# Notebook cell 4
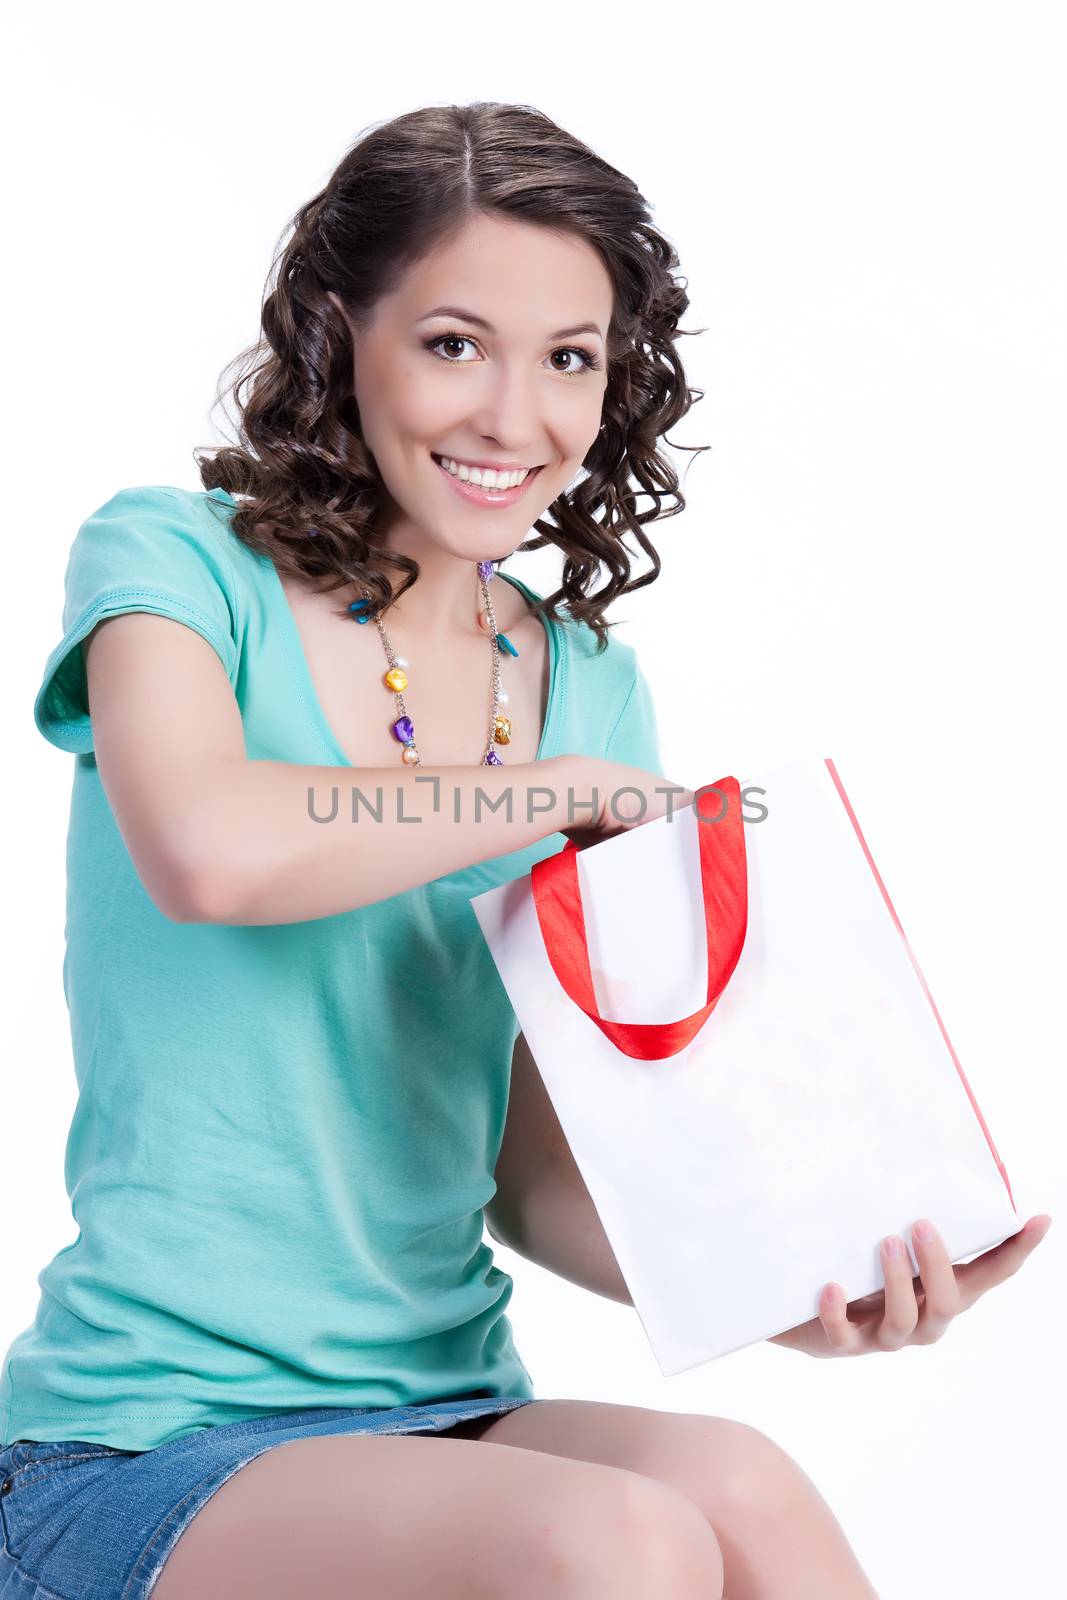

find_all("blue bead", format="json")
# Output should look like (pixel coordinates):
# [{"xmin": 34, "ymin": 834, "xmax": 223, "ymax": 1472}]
[{"xmin": 496, "ymin": 632, "xmax": 519, "ymax": 658}]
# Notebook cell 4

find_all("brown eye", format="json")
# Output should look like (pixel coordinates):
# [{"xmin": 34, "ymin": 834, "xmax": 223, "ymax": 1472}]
[
  {"xmin": 426, "ymin": 334, "xmax": 478, "ymax": 362},
  {"xmin": 423, "ymin": 331, "xmax": 602, "ymax": 379},
  {"xmin": 549, "ymin": 347, "xmax": 597, "ymax": 376}
]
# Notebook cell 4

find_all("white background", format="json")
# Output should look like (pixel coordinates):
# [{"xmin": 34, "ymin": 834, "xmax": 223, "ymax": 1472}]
[{"xmin": 3, "ymin": 3, "xmax": 1064, "ymax": 1594}]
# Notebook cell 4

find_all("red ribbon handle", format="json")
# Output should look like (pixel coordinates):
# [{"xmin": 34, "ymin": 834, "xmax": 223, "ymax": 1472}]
[{"xmin": 529, "ymin": 777, "xmax": 749, "ymax": 1061}]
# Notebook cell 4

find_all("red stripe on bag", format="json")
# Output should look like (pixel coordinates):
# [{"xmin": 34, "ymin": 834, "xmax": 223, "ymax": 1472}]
[
  {"xmin": 825, "ymin": 758, "xmax": 1016, "ymax": 1209},
  {"xmin": 530, "ymin": 777, "xmax": 748, "ymax": 1061}
]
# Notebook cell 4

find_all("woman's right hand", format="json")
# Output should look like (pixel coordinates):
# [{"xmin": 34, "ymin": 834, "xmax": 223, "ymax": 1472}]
[{"xmin": 557, "ymin": 757, "xmax": 694, "ymax": 850}]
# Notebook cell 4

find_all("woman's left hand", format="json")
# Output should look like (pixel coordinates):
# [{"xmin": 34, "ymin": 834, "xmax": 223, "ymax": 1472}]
[{"xmin": 769, "ymin": 1213, "xmax": 1053, "ymax": 1358}]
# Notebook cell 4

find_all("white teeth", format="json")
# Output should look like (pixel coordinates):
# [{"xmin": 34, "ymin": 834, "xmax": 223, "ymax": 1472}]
[{"xmin": 439, "ymin": 456, "xmax": 530, "ymax": 490}]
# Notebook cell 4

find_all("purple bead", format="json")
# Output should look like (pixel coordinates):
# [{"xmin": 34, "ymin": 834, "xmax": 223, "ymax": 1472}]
[
  {"xmin": 306, "ymin": 525, "xmax": 321, "ymax": 537},
  {"xmin": 391, "ymin": 715, "xmax": 415, "ymax": 743},
  {"xmin": 485, "ymin": 748, "xmax": 503, "ymax": 765},
  {"xmin": 477, "ymin": 560, "xmax": 496, "ymax": 582}
]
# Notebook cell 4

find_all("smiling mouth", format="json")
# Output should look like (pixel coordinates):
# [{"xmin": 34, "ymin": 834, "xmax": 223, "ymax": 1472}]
[{"xmin": 431, "ymin": 452, "xmax": 544, "ymax": 484}]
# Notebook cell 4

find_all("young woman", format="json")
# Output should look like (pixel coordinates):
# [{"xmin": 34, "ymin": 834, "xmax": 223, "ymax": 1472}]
[{"xmin": 0, "ymin": 101, "xmax": 1048, "ymax": 1600}]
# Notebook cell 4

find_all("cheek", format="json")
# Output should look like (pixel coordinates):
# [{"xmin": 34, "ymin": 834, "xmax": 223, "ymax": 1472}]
[
  {"xmin": 562, "ymin": 418, "xmax": 602, "ymax": 465},
  {"xmin": 388, "ymin": 367, "xmax": 458, "ymax": 446},
  {"xmin": 353, "ymin": 358, "xmax": 438, "ymax": 445},
  {"xmin": 564, "ymin": 387, "xmax": 608, "ymax": 454}
]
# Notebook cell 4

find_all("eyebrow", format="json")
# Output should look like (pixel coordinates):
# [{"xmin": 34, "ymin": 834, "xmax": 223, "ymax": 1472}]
[{"xmin": 416, "ymin": 305, "xmax": 604, "ymax": 341}]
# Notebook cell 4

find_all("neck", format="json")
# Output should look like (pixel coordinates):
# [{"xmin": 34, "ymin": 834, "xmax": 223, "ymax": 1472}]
[{"xmin": 371, "ymin": 516, "xmax": 504, "ymax": 644}]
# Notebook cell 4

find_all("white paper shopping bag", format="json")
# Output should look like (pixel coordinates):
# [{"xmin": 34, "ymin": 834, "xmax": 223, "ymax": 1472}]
[{"xmin": 470, "ymin": 754, "xmax": 1020, "ymax": 1375}]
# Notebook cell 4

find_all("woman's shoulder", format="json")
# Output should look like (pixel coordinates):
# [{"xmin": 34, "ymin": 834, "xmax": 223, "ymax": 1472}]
[
  {"xmin": 35, "ymin": 486, "xmax": 247, "ymax": 756},
  {"xmin": 82, "ymin": 483, "xmax": 241, "ymax": 547},
  {"xmin": 68, "ymin": 483, "xmax": 258, "ymax": 596},
  {"xmin": 70, "ymin": 483, "xmax": 237, "ymax": 555},
  {"xmin": 82, "ymin": 481, "xmax": 224, "ymax": 515}
]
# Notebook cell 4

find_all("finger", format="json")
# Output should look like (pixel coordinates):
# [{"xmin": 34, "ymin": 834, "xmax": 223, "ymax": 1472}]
[
  {"xmin": 875, "ymin": 1236, "xmax": 919, "ymax": 1349},
  {"xmin": 818, "ymin": 1282, "xmax": 863, "ymax": 1354},
  {"xmin": 908, "ymin": 1220, "xmax": 961, "ymax": 1341},
  {"xmin": 954, "ymin": 1214, "xmax": 1053, "ymax": 1304}
]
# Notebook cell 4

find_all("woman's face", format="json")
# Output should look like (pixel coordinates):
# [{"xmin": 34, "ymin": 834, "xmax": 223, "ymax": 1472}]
[{"xmin": 329, "ymin": 212, "xmax": 613, "ymax": 563}]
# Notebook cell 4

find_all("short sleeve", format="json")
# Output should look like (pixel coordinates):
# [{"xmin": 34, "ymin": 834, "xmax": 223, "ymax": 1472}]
[
  {"xmin": 34, "ymin": 485, "xmax": 240, "ymax": 754},
  {"xmin": 603, "ymin": 660, "xmax": 664, "ymax": 776}
]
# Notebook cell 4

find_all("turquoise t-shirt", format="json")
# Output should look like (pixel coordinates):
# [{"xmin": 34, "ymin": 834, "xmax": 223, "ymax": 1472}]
[{"xmin": 1, "ymin": 485, "xmax": 664, "ymax": 1451}]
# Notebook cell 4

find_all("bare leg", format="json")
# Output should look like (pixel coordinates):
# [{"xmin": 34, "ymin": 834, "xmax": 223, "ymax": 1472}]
[
  {"xmin": 468, "ymin": 1400, "xmax": 880, "ymax": 1599},
  {"xmin": 150, "ymin": 1430, "xmax": 726, "ymax": 1599},
  {"xmin": 707, "ymin": 1456, "xmax": 881, "ymax": 1600}
]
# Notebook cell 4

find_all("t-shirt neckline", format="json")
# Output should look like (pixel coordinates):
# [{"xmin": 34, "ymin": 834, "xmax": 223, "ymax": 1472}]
[{"xmin": 206, "ymin": 487, "xmax": 563, "ymax": 770}]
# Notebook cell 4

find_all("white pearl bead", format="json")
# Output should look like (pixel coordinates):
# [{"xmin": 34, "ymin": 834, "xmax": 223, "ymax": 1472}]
[
  {"xmin": 394, "ymin": 656, "xmax": 409, "ymax": 669},
  {"xmin": 497, "ymin": 686, "xmax": 509, "ymax": 705}
]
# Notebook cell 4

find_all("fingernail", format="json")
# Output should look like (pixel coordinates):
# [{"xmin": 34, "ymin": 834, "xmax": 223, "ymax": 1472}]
[
  {"xmin": 881, "ymin": 1236, "xmax": 903, "ymax": 1258},
  {"xmin": 913, "ymin": 1219, "xmax": 935, "ymax": 1242}
]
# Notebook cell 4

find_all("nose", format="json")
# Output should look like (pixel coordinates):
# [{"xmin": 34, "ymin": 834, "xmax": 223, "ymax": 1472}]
[{"xmin": 468, "ymin": 378, "xmax": 547, "ymax": 462}]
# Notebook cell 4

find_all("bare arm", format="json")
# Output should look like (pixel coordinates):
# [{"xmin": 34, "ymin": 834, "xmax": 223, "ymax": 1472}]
[
  {"xmin": 189, "ymin": 751, "xmax": 586, "ymax": 924},
  {"xmin": 83, "ymin": 612, "xmax": 593, "ymax": 925},
  {"xmin": 486, "ymin": 1031, "xmax": 633, "ymax": 1306}
]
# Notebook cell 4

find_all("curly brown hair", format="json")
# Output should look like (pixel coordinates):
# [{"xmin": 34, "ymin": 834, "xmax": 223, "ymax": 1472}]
[{"xmin": 195, "ymin": 100, "xmax": 708, "ymax": 656}]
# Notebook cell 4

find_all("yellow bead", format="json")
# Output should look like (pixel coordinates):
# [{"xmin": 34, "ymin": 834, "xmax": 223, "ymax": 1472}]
[
  {"xmin": 384, "ymin": 667, "xmax": 408, "ymax": 692},
  {"xmin": 493, "ymin": 715, "xmax": 512, "ymax": 746}
]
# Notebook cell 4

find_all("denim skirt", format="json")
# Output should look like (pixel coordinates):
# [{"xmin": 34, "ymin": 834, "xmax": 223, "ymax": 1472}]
[{"xmin": 0, "ymin": 1395, "xmax": 536, "ymax": 1599}]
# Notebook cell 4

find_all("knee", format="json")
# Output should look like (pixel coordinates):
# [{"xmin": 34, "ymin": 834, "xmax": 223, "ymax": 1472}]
[
  {"xmin": 573, "ymin": 1470, "xmax": 726, "ymax": 1599},
  {"xmin": 712, "ymin": 1421, "xmax": 816, "ymax": 1528}
]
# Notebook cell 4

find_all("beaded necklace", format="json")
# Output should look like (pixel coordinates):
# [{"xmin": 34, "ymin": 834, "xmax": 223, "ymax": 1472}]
[{"xmin": 347, "ymin": 559, "xmax": 520, "ymax": 766}]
